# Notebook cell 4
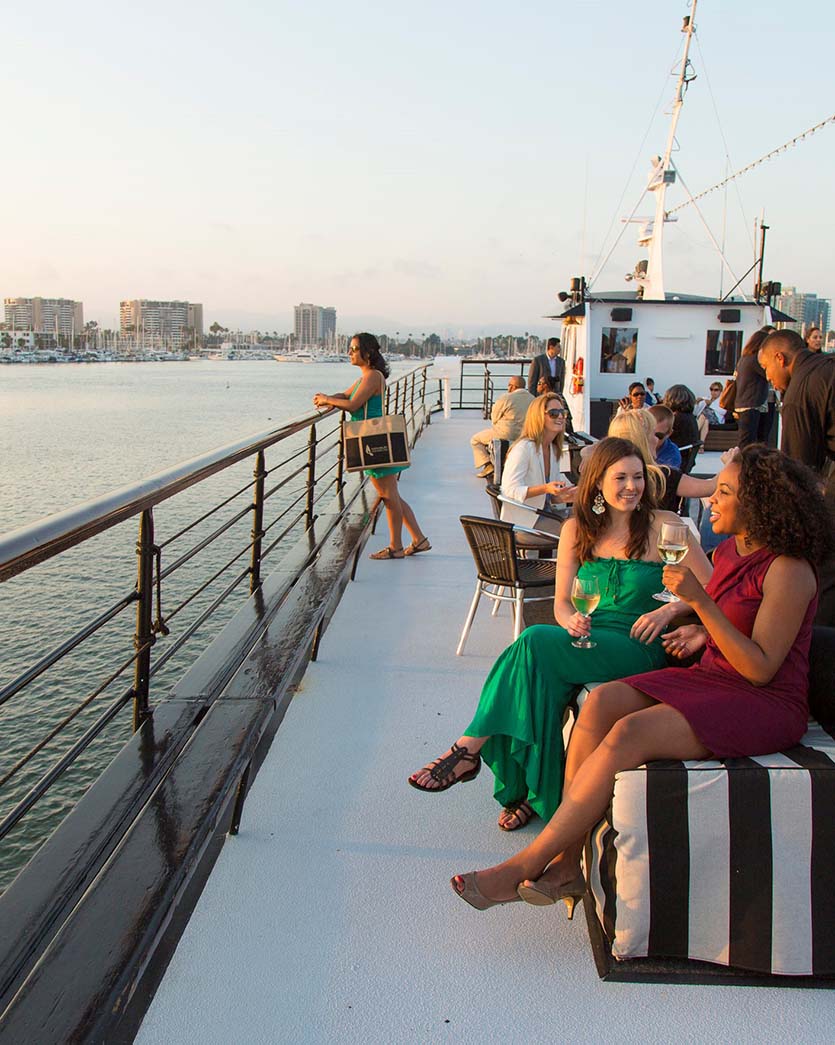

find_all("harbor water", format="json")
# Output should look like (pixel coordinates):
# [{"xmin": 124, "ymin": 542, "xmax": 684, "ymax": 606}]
[{"xmin": 0, "ymin": 360, "xmax": 390, "ymax": 889}]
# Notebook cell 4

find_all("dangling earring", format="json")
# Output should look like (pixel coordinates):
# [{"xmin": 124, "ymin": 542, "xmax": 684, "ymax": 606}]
[
  {"xmin": 592, "ymin": 492, "xmax": 606, "ymax": 515},
  {"xmin": 635, "ymin": 501, "xmax": 642, "ymax": 512}
]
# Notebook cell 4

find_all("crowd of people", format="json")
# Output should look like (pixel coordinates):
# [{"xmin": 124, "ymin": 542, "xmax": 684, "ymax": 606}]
[{"xmin": 406, "ymin": 325, "xmax": 835, "ymax": 913}]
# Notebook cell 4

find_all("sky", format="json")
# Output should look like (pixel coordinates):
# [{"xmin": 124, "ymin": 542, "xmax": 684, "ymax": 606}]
[{"xmin": 2, "ymin": 0, "xmax": 833, "ymax": 336}]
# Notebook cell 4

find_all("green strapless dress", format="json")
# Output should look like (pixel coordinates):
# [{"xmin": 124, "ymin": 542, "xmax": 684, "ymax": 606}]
[
  {"xmin": 349, "ymin": 385, "xmax": 407, "ymax": 479},
  {"xmin": 466, "ymin": 558, "xmax": 667, "ymax": 820}
]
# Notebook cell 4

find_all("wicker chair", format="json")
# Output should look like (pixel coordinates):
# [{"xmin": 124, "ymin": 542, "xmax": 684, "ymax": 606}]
[
  {"xmin": 457, "ymin": 516, "xmax": 556, "ymax": 655},
  {"xmin": 483, "ymin": 484, "xmax": 560, "ymax": 555}
]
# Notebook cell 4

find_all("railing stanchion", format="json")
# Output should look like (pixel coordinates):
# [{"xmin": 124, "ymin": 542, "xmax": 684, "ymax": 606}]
[
  {"xmin": 132, "ymin": 509, "xmax": 155, "ymax": 731},
  {"xmin": 336, "ymin": 416, "xmax": 345, "ymax": 490},
  {"xmin": 249, "ymin": 450, "xmax": 266, "ymax": 593},
  {"xmin": 305, "ymin": 424, "xmax": 317, "ymax": 527}
]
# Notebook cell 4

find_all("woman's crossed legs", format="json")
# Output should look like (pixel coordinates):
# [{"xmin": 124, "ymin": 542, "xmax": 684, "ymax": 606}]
[{"xmin": 452, "ymin": 681, "xmax": 710, "ymax": 903}]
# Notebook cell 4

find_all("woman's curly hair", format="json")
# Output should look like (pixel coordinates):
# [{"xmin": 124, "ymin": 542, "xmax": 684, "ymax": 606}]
[{"xmin": 737, "ymin": 445, "xmax": 834, "ymax": 562}]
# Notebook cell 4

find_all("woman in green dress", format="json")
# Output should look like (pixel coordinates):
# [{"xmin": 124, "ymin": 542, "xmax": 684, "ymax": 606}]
[
  {"xmin": 313, "ymin": 332, "xmax": 429, "ymax": 560},
  {"xmin": 408, "ymin": 437, "xmax": 712, "ymax": 829}
]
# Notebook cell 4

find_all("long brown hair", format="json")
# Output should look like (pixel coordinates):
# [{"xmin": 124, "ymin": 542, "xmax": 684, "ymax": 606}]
[{"xmin": 573, "ymin": 437, "xmax": 656, "ymax": 564}]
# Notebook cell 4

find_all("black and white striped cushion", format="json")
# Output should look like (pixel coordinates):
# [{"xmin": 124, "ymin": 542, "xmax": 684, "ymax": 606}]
[{"xmin": 586, "ymin": 720, "xmax": 835, "ymax": 976}]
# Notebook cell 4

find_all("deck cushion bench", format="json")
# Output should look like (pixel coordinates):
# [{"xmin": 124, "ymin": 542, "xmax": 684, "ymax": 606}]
[{"xmin": 576, "ymin": 625, "xmax": 835, "ymax": 985}]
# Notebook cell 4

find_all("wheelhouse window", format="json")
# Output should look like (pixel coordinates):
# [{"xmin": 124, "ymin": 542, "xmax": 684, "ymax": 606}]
[
  {"xmin": 600, "ymin": 327, "xmax": 638, "ymax": 374},
  {"xmin": 705, "ymin": 330, "xmax": 743, "ymax": 375}
]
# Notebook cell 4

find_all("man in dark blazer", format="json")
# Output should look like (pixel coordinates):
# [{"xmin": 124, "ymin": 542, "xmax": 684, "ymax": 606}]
[{"xmin": 527, "ymin": 337, "xmax": 565, "ymax": 395}]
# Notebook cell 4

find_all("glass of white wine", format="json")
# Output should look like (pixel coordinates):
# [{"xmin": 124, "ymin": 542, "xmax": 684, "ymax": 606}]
[
  {"xmin": 653, "ymin": 521, "xmax": 690, "ymax": 602},
  {"xmin": 570, "ymin": 575, "xmax": 600, "ymax": 649}
]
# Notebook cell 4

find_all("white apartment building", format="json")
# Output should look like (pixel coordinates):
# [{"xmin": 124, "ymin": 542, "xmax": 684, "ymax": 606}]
[
  {"xmin": 4, "ymin": 297, "xmax": 84, "ymax": 335},
  {"xmin": 294, "ymin": 303, "xmax": 337, "ymax": 347},
  {"xmin": 119, "ymin": 300, "xmax": 204, "ymax": 346}
]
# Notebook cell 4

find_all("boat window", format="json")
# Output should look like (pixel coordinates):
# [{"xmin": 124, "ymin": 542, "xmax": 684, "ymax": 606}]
[
  {"xmin": 704, "ymin": 330, "xmax": 743, "ymax": 375},
  {"xmin": 600, "ymin": 327, "xmax": 638, "ymax": 374}
]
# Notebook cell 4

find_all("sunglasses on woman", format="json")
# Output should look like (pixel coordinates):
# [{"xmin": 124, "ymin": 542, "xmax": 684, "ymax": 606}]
[{"xmin": 547, "ymin": 409, "xmax": 567, "ymax": 418}]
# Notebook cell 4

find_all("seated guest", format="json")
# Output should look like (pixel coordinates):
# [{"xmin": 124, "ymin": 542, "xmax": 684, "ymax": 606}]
[
  {"xmin": 497, "ymin": 393, "xmax": 576, "ymax": 528},
  {"xmin": 469, "ymin": 376, "xmax": 533, "ymax": 478},
  {"xmin": 695, "ymin": 381, "xmax": 726, "ymax": 442},
  {"xmin": 608, "ymin": 409, "xmax": 729, "ymax": 512},
  {"xmin": 409, "ymin": 437, "xmax": 711, "ymax": 833},
  {"xmin": 647, "ymin": 404, "xmax": 681, "ymax": 469},
  {"xmin": 663, "ymin": 384, "xmax": 701, "ymax": 454},
  {"xmin": 616, "ymin": 381, "xmax": 647, "ymax": 414},
  {"xmin": 450, "ymin": 445, "xmax": 832, "ymax": 910}
]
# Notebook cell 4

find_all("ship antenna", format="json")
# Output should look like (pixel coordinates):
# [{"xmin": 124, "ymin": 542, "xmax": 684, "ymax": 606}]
[{"xmin": 641, "ymin": 1, "xmax": 698, "ymax": 300}]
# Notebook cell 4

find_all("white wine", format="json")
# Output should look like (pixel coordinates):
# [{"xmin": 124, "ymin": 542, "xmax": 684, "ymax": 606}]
[
  {"xmin": 571, "ymin": 593, "xmax": 601, "ymax": 616},
  {"xmin": 658, "ymin": 542, "xmax": 688, "ymax": 565}
]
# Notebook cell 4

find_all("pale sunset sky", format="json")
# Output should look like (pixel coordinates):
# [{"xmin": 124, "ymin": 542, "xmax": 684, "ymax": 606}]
[{"xmin": 2, "ymin": 0, "xmax": 832, "ymax": 335}]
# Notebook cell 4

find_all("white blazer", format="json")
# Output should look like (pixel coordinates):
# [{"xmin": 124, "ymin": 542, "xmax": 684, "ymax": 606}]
[{"xmin": 499, "ymin": 439, "xmax": 568, "ymax": 528}]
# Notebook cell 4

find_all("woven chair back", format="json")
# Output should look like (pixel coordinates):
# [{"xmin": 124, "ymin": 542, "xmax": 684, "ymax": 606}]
[{"xmin": 459, "ymin": 515, "xmax": 520, "ymax": 586}]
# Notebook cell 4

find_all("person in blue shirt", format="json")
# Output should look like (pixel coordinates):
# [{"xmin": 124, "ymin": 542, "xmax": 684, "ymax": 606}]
[
  {"xmin": 644, "ymin": 377, "xmax": 657, "ymax": 406},
  {"xmin": 649, "ymin": 404, "xmax": 682, "ymax": 469}
]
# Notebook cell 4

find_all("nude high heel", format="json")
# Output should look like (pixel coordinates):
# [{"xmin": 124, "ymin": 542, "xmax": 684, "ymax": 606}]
[
  {"xmin": 516, "ymin": 873, "xmax": 586, "ymax": 919},
  {"xmin": 450, "ymin": 873, "xmax": 522, "ymax": 911}
]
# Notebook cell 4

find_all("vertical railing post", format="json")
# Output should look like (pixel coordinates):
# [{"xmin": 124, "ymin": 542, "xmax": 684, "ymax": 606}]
[
  {"xmin": 249, "ymin": 450, "xmax": 266, "ymax": 593},
  {"xmin": 132, "ymin": 509, "xmax": 155, "ymax": 731},
  {"xmin": 336, "ymin": 415, "xmax": 345, "ymax": 490},
  {"xmin": 306, "ymin": 424, "xmax": 317, "ymax": 527}
]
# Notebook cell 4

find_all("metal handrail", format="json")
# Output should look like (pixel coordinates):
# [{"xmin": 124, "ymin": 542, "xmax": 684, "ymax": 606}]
[
  {"xmin": 0, "ymin": 410, "xmax": 348, "ymax": 583},
  {"xmin": 0, "ymin": 363, "xmax": 433, "ymax": 885}
]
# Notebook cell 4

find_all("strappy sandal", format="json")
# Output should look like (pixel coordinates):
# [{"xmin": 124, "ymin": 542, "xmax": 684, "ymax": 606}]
[
  {"xmin": 404, "ymin": 537, "xmax": 431, "ymax": 556},
  {"xmin": 369, "ymin": 546, "xmax": 405, "ymax": 560},
  {"xmin": 407, "ymin": 742, "xmax": 481, "ymax": 792},
  {"xmin": 498, "ymin": 799, "xmax": 535, "ymax": 832}
]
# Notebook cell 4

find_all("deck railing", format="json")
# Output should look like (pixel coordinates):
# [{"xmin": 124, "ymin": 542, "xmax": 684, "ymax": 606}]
[{"xmin": 0, "ymin": 364, "xmax": 435, "ymax": 888}]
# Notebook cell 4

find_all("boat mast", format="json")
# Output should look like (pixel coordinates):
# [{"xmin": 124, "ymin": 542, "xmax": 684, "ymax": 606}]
[{"xmin": 641, "ymin": 1, "xmax": 698, "ymax": 301}]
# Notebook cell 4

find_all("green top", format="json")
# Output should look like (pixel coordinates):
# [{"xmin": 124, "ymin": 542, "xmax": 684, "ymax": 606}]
[
  {"xmin": 349, "ymin": 384, "xmax": 383, "ymax": 421},
  {"xmin": 577, "ymin": 557, "xmax": 664, "ymax": 634}
]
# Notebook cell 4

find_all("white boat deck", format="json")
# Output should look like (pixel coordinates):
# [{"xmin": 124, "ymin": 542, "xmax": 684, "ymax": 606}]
[{"xmin": 137, "ymin": 414, "xmax": 829, "ymax": 1045}]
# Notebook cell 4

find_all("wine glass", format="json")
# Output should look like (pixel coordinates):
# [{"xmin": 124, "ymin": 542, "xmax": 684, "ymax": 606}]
[
  {"xmin": 570, "ymin": 575, "xmax": 600, "ymax": 649},
  {"xmin": 653, "ymin": 521, "xmax": 690, "ymax": 602}
]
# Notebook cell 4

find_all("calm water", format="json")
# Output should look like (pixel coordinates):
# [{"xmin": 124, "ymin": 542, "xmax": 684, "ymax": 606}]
[{"xmin": 0, "ymin": 360, "xmax": 382, "ymax": 889}]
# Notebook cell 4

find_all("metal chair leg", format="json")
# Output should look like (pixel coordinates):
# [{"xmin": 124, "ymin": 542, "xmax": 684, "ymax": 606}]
[
  {"xmin": 513, "ymin": 588, "xmax": 525, "ymax": 641},
  {"xmin": 457, "ymin": 580, "xmax": 483, "ymax": 656}
]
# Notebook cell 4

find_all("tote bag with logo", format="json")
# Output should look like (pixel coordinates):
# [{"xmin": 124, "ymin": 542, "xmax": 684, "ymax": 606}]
[{"xmin": 343, "ymin": 401, "xmax": 411, "ymax": 473}]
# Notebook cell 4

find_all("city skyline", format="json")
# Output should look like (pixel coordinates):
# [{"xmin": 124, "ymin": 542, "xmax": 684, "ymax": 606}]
[{"xmin": 2, "ymin": 1, "xmax": 833, "ymax": 332}]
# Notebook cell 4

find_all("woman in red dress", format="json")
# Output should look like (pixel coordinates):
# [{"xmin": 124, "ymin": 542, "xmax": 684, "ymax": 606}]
[{"xmin": 451, "ymin": 445, "xmax": 833, "ymax": 911}]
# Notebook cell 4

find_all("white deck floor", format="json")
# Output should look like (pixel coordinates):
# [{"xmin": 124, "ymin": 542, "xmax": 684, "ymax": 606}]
[{"xmin": 137, "ymin": 415, "xmax": 830, "ymax": 1045}]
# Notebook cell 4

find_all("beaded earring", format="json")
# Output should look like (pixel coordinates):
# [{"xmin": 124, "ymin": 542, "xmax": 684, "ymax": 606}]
[{"xmin": 592, "ymin": 491, "xmax": 606, "ymax": 515}]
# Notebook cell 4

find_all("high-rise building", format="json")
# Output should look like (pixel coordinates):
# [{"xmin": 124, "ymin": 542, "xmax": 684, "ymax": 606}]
[
  {"xmin": 774, "ymin": 286, "xmax": 831, "ymax": 334},
  {"xmin": 321, "ymin": 307, "xmax": 336, "ymax": 345},
  {"xmin": 4, "ymin": 297, "xmax": 83, "ymax": 335},
  {"xmin": 120, "ymin": 300, "xmax": 203, "ymax": 346},
  {"xmin": 294, "ymin": 303, "xmax": 337, "ymax": 347}
]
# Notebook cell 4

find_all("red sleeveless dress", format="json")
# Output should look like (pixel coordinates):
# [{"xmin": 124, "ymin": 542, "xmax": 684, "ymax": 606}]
[{"xmin": 624, "ymin": 540, "xmax": 817, "ymax": 757}]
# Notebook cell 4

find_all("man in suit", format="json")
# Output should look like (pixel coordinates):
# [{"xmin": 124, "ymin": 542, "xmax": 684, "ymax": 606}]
[
  {"xmin": 470, "ymin": 376, "xmax": 534, "ymax": 477},
  {"xmin": 759, "ymin": 329, "xmax": 835, "ymax": 625},
  {"xmin": 527, "ymin": 337, "xmax": 565, "ymax": 395}
]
